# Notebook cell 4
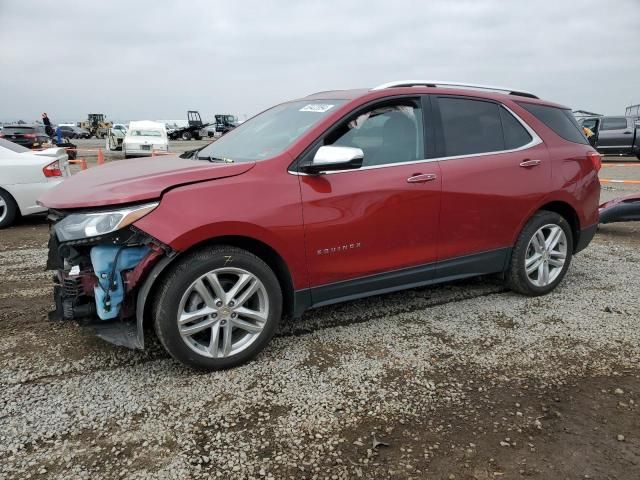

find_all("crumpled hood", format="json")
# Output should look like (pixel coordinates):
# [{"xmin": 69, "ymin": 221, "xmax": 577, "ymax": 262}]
[{"xmin": 39, "ymin": 155, "xmax": 255, "ymax": 209}]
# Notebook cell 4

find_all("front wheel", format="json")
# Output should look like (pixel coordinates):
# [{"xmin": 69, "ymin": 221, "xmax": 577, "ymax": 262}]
[
  {"xmin": 506, "ymin": 210, "xmax": 573, "ymax": 296},
  {"xmin": 153, "ymin": 246, "xmax": 282, "ymax": 370}
]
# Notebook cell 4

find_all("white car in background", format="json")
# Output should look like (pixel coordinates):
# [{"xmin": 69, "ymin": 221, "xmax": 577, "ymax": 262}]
[
  {"xmin": 0, "ymin": 138, "xmax": 70, "ymax": 228},
  {"xmin": 122, "ymin": 121, "xmax": 168, "ymax": 158}
]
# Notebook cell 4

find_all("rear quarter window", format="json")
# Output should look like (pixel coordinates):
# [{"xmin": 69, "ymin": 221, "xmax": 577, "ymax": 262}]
[{"xmin": 517, "ymin": 103, "xmax": 588, "ymax": 145}]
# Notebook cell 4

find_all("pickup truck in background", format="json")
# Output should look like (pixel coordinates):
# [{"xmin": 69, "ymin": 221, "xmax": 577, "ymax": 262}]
[{"xmin": 579, "ymin": 116, "xmax": 640, "ymax": 159}]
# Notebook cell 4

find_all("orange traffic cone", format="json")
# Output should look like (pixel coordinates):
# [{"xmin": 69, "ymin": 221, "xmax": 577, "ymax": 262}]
[{"xmin": 97, "ymin": 148, "xmax": 105, "ymax": 166}]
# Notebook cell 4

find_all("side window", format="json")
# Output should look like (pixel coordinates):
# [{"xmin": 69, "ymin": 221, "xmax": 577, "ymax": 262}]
[
  {"xmin": 581, "ymin": 118, "xmax": 599, "ymax": 132},
  {"xmin": 438, "ymin": 97, "xmax": 504, "ymax": 156},
  {"xmin": 600, "ymin": 117, "xmax": 628, "ymax": 131},
  {"xmin": 326, "ymin": 101, "xmax": 424, "ymax": 167},
  {"xmin": 499, "ymin": 107, "xmax": 532, "ymax": 149}
]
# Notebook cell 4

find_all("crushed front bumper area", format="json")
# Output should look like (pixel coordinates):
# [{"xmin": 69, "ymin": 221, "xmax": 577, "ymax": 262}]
[{"xmin": 47, "ymin": 216, "xmax": 170, "ymax": 350}]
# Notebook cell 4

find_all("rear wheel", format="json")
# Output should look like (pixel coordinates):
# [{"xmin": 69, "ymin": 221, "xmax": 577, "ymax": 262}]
[
  {"xmin": 182, "ymin": 131, "xmax": 192, "ymax": 140},
  {"xmin": 153, "ymin": 246, "xmax": 282, "ymax": 370},
  {"xmin": 0, "ymin": 189, "xmax": 18, "ymax": 229},
  {"xmin": 506, "ymin": 210, "xmax": 573, "ymax": 296}
]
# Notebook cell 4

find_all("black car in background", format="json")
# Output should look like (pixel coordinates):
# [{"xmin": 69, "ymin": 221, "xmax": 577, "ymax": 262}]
[
  {"xmin": 58, "ymin": 125, "xmax": 90, "ymax": 139},
  {"xmin": 0, "ymin": 124, "xmax": 50, "ymax": 148}
]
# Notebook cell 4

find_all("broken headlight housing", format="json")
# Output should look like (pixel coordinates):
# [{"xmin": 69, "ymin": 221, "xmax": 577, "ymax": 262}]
[{"xmin": 54, "ymin": 202, "xmax": 159, "ymax": 242}]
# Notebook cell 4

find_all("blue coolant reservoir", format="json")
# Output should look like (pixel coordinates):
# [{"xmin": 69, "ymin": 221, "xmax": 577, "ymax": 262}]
[{"xmin": 90, "ymin": 245, "xmax": 150, "ymax": 320}]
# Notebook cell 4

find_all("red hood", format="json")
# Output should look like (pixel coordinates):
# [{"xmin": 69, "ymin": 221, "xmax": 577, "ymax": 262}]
[{"xmin": 39, "ymin": 155, "xmax": 255, "ymax": 209}]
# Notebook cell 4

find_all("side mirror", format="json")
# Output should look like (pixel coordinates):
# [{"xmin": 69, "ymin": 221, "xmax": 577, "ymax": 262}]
[{"xmin": 300, "ymin": 146, "xmax": 364, "ymax": 174}]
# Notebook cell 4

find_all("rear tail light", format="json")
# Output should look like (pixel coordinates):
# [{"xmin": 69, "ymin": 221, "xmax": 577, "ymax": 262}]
[
  {"xmin": 43, "ymin": 160, "xmax": 62, "ymax": 177},
  {"xmin": 587, "ymin": 151, "xmax": 602, "ymax": 172}
]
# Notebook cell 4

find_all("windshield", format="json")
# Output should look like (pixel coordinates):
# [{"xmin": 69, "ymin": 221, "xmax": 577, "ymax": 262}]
[
  {"xmin": 130, "ymin": 129, "xmax": 163, "ymax": 137},
  {"xmin": 197, "ymin": 100, "xmax": 345, "ymax": 162}
]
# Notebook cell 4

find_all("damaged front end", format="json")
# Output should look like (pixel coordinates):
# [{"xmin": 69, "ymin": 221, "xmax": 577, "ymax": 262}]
[{"xmin": 47, "ymin": 203, "xmax": 171, "ymax": 349}]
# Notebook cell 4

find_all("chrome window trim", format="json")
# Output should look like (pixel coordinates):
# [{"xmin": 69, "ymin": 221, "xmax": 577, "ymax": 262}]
[{"xmin": 288, "ymin": 102, "xmax": 542, "ymax": 176}]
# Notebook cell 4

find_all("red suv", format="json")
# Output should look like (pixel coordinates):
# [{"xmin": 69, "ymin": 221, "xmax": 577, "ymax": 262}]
[{"xmin": 40, "ymin": 81, "xmax": 601, "ymax": 370}]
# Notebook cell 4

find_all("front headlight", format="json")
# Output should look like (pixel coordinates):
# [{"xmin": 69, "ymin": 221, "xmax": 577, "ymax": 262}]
[{"xmin": 55, "ymin": 202, "xmax": 159, "ymax": 242}]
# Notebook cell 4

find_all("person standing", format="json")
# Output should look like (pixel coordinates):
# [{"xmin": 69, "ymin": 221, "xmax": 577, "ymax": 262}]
[{"xmin": 42, "ymin": 112, "xmax": 54, "ymax": 139}]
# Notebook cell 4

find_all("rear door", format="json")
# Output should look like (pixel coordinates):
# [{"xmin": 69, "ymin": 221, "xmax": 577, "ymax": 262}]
[
  {"xmin": 433, "ymin": 96, "xmax": 550, "ymax": 265},
  {"xmin": 597, "ymin": 117, "xmax": 633, "ymax": 152},
  {"xmin": 297, "ymin": 96, "xmax": 442, "ymax": 302}
]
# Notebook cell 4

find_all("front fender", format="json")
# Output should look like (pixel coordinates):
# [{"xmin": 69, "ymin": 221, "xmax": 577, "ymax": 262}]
[{"xmin": 133, "ymin": 254, "xmax": 178, "ymax": 349}]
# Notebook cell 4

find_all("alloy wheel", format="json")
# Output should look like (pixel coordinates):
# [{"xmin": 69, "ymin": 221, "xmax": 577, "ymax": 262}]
[
  {"xmin": 177, "ymin": 267, "xmax": 269, "ymax": 358},
  {"xmin": 524, "ymin": 223, "xmax": 567, "ymax": 287}
]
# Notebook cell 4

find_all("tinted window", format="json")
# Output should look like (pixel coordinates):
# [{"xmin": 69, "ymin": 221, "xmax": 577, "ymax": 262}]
[
  {"xmin": 439, "ymin": 97, "xmax": 503, "ymax": 156},
  {"xmin": 500, "ymin": 107, "xmax": 532, "ymax": 149},
  {"xmin": 600, "ymin": 117, "xmax": 628, "ymax": 130},
  {"xmin": 327, "ymin": 101, "xmax": 424, "ymax": 166},
  {"xmin": 517, "ymin": 102, "xmax": 588, "ymax": 145}
]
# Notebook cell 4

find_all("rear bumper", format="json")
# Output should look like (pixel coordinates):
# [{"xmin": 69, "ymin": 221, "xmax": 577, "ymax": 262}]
[
  {"xmin": 599, "ymin": 193, "xmax": 640, "ymax": 224},
  {"xmin": 575, "ymin": 223, "xmax": 598, "ymax": 254}
]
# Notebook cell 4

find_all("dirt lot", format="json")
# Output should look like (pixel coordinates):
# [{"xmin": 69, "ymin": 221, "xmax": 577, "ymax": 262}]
[{"xmin": 1, "ymin": 157, "xmax": 639, "ymax": 479}]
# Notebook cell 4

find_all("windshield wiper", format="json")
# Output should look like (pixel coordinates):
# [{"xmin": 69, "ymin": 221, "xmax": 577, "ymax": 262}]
[{"xmin": 197, "ymin": 155, "xmax": 234, "ymax": 163}]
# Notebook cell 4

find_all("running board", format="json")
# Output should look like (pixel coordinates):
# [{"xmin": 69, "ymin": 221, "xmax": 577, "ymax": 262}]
[{"xmin": 599, "ymin": 193, "xmax": 640, "ymax": 224}]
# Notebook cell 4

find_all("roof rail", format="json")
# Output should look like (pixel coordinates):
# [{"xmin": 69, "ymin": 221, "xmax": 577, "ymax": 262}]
[{"xmin": 371, "ymin": 80, "xmax": 539, "ymax": 99}]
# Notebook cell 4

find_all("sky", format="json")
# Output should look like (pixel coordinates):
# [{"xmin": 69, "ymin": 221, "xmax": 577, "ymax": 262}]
[{"xmin": 0, "ymin": 0, "xmax": 638, "ymax": 123}]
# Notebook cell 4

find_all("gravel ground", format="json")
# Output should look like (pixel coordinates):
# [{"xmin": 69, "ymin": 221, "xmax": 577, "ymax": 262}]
[{"xmin": 0, "ymin": 160, "xmax": 639, "ymax": 479}]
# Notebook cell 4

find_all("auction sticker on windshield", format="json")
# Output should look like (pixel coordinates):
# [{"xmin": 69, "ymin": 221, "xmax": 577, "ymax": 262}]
[{"xmin": 299, "ymin": 104, "xmax": 335, "ymax": 113}]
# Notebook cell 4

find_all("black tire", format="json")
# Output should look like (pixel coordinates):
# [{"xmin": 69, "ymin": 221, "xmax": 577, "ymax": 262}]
[
  {"xmin": 153, "ymin": 246, "xmax": 282, "ymax": 370},
  {"xmin": 0, "ymin": 189, "xmax": 18, "ymax": 229},
  {"xmin": 193, "ymin": 132, "xmax": 202, "ymax": 140},
  {"xmin": 181, "ymin": 131, "xmax": 192, "ymax": 141},
  {"xmin": 636, "ymin": 154, "xmax": 640, "ymax": 161},
  {"xmin": 505, "ymin": 210, "xmax": 573, "ymax": 296}
]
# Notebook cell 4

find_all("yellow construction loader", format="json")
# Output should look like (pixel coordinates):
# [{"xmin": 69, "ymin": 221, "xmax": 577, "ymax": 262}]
[{"xmin": 78, "ymin": 114, "xmax": 112, "ymax": 139}]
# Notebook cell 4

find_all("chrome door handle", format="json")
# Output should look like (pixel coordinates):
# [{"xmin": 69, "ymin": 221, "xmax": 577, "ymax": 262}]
[
  {"xmin": 519, "ymin": 159, "xmax": 541, "ymax": 168},
  {"xmin": 407, "ymin": 173, "xmax": 437, "ymax": 183}
]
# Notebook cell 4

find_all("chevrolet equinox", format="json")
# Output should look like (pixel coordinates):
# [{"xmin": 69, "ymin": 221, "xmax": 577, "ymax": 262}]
[{"xmin": 40, "ymin": 80, "xmax": 601, "ymax": 370}]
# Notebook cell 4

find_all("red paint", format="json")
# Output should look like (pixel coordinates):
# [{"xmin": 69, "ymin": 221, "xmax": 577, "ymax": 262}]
[
  {"xmin": 38, "ymin": 155, "xmax": 255, "ymax": 208},
  {"xmin": 41, "ymin": 86, "xmax": 601, "ymax": 294}
]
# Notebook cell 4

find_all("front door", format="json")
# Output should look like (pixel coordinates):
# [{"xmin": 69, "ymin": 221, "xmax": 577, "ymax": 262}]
[
  {"xmin": 297, "ymin": 98, "xmax": 441, "ymax": 304},
  {"xmin": 597, "ymin": 117, "xmax": 633, "ymax": 153}
]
